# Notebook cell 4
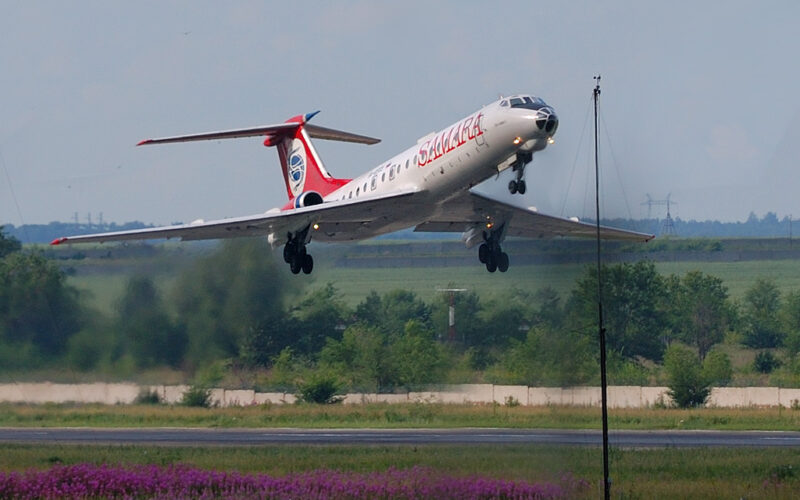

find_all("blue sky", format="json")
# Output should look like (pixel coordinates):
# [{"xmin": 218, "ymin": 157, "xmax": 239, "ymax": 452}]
[{"xmin": 2, "ymin": 1, "xmax": 799, "ymax": 225}]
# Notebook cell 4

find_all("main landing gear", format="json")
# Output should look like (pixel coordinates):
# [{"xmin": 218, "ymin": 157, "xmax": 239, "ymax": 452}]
[
  {"xmin": 507, "ymin": 151, "xmax": 532, "ymax": 195},
  {"xmin": 283, "ymin": 230, "xmax": 314, "ymax": 274},
  {"xmin": 478, "ymin": 234, "xmax": 509, "ymax": 273}
]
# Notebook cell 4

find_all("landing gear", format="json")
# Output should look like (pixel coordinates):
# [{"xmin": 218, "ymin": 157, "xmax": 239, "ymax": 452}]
[
  {"xmin": 508, "ymin": 179, "xmax": 526, "ymax": 195},
  {"xmin": 283, "ymin": 229, "xmax": 314, "ymax": 275},
  {"xmin": 508, "ymin": 151, "xmax": 532, "ymax": 195},
  {"xmin": 478, "ymin": 235, "xmax": 509, "ymax": 273}
]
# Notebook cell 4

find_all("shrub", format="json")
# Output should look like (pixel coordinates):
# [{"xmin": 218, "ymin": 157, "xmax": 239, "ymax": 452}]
[
  {"xmin": 702, "ymin": 350, "xmax": 732, "ymax": 386},
  {"xmin": 181, "ymin": 385, "xmax": 212, "ymax": 407},
  {"xmin": 134, "ymin": 388, "xmax": 162, "ymax": 405},
  {"xmin": 296, "ymin": 374, "xmax": 343, "ymax": 404},
  {"xmin": 753, "ymin": 351, "xmax": 780, "ymax": 374},
  {"xmin": 664, "ymin": 343, "xmax": 710, "ymax": 408}
]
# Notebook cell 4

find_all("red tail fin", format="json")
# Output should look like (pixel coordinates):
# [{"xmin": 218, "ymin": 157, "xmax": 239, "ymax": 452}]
[{"xmin": 269, "ymin": 114, "xmax": 350, "ymax": 204}]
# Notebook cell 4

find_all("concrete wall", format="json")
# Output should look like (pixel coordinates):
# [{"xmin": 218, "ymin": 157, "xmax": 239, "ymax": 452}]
[{"xmin": 1, "ymin": 383, "xmax": 798, "ymax": 408}]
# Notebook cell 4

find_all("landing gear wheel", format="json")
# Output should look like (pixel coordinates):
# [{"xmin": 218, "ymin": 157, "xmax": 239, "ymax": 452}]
[
  {"xmin": 508, "ymin": 180, "xmax": 518, "ymax": 194},
  {"xmin": 486, "ymin": 256, "xmax": 497, "ymax": 273},
  {"xmin": 290, "ymin": 256, "xmax": 302, "ymax": 274},
  {"xmin": 517, "ymin": 180, "xmax": 526, "ymax": 195},
  {"xmin": 301, "ymin": 254, "xmax": 314, "ymax": 274},
  {"xmin": 497, "ymin": 252, "xmax": 509, "ymax": 272},
  {"xmin": 478, "ymin": 243, "xmax": 489, "ymax": 264},
  {"xmin": 283, "ymin": 244, "xmax": 293, "ymax": 263}
]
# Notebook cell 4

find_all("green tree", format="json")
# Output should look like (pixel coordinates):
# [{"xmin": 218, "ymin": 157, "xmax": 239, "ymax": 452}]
[
  {"xmin": 320, "ymin": 324, "xmax": 387, "ymax": 391},
  {"xmin": 478, "ymin": 288, "xmax": 535, "ymax": 349},
  {"xmin": 531, "ymin": 286, "xmax": 565, "ymax": 330},
  {"xmin": 173, "ymin": 239, "xmax": 288, "ymax": 366},
  {"xmin": 742, "ymin": 279, "xmax": 785, "ymax": 348},
  {"xmin": 389, "ymin": 319, "xmax": 446, "ymax": 388},
  {"xmin": 496, "ymin": 325, "xmax": 595, "ymax": 386},
  {"xmin": 354, "ymin": 289, "xmax": 432, "ymax": 338},
  {"xmin": 664, "ymin": 343, "xmax": 710, "ymax": 408},
  {"xmin": 780, "ymin": 290, "xmax": 800, "ymax": 359},
  {"xmin": 0, "ymin": 252, "xmax": 81, "ymax": 361},
  {"xmin": 673, "ymin": 271, "xmax": 731, "ymax": 360},
  {"xmin": 0, "ymin": 227, "xmax": 21, "ymax": 258},
  {"xmin": 117, "ymin": 276, "xmax": 186, "ymax": 368},
  {"xmin": 567, "ymin": 261, "xmax": 669, "ymax": 361},
  {"xmin": 288, "ymin": 283, "xmax": 349, "ymax": 355},
  {"xmin": 702, "ymin": 349, "xmax": 732, "ymax": 386}
]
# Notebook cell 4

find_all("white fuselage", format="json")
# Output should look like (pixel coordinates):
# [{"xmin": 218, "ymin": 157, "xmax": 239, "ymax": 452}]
[{"xmin": 317, "ymin": 95, "xmax": 557, "ymax": 241}]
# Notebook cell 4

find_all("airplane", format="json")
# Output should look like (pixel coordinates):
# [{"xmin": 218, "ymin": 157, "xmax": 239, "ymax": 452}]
[{"xmin": 51, "ymin": 94, "xmax": 653, "ymax": 273}]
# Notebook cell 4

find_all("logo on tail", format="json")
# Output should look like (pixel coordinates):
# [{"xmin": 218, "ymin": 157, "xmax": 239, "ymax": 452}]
[{"xmin": 287, "ymin": 139, "xmax": 306, "ymax": 197}]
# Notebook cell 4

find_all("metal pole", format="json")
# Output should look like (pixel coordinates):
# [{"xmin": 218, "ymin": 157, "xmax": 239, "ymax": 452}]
[{"xmin": 593, "ymin": 75, "xmax": 611, "ymax": 500}]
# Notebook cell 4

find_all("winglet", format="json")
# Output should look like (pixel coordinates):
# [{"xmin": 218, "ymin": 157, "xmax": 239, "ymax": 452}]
[
  {"xmin": 303, "ymin": 110, "xmax": 320, "ymax": 123},
  {"xmin": 50, "ymin": 237, "xmax": 68, "ymax": 246},
  {"xmin": 136, "ymin": 139, "xmax": 152, "ymax": 146}
]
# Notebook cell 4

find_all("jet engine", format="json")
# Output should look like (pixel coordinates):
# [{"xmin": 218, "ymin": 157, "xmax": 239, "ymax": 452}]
[{"xmin": 293, "ymin": 191, "xmax": 324, "ymax": 208}]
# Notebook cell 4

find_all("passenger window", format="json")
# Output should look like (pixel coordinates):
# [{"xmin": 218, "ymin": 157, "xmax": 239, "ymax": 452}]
[
  {"xmin": 348, "ymin": 191, "xmax": 352, "ymax": 199},
  {"xmin": 389, "ymin": 166, "xmax": 395, "ymax": 180},
  {"xmin": 356, "ymin": 187, "xmax": 360, "ymax": 196},
  {"xmin": 382, "ymin": 173, "xmax": 385, "ymax": 182},
  {"xmin": 371, "ymin": 177, "xmax": 377, "ymax": 190},
  {"xmin": 405, "ymin": 159, "xmax": 409, "ymax": 169},
  {"xmin": 364, "ymin": 183, "xmax": 367, "ymax": 191}
]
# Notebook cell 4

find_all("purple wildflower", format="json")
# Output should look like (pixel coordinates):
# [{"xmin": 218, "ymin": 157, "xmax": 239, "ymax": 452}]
[{"xmin": 0, "ymin": 463, "xmax": 578, "ymax": 499}]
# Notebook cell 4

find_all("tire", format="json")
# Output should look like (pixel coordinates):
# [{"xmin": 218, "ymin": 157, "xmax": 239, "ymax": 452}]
[
  {"xmin": 283, "ymin": 243, "xmax": 293, "ymax": 263},
  {"xmin": 301, "ymin": 254, "xmax": 314, "ymax": 274},
  {"xmin": 478, "ymin": 243, "xmax": 489, "ymax": 263},
  {"xmin": 486, "ymin": 256, "xmax": 497, "ymax": 273},
  {"xmin": 517, "ymin": 180, "xmax": 527, "ymax": 195},
  {"xmin": 508, "ymin": 180, "xmax": 518, "ymax": 194},
  {"xmin": 497, "ymin": 252, "xmax": 509, "ymax": 272},
  {"xmin": 290, "ymin": 256, "xmax": 302, "ymax": 274}
]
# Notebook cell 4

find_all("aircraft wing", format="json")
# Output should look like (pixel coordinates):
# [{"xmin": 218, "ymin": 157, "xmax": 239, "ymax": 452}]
[
  {"xmin": 51, "ymin": 190, "xmax": 418, "ymax": 246},
  {"xmin": 414, "ymin": 191, "xmax": 654, "ymax": 242}
]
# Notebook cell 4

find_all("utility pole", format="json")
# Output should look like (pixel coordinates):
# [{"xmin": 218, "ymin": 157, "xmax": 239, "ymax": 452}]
[
  {"xmin": 593, "ymin": 74, "xmax": 611, "ymax": 500},
  {"xmin": 436, "ymin": 288, "xmax": 467, "ymax": 342}
]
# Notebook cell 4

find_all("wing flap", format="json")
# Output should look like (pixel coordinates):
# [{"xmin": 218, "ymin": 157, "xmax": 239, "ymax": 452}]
[{"xmin": 414, "ymin": 192, "xmax": 654, "ymax": 242}]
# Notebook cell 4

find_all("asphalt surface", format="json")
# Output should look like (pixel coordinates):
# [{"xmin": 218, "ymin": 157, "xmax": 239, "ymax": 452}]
[{"xmin": 1, "ymin": 428, "xmax": 799, "ymax": 447}]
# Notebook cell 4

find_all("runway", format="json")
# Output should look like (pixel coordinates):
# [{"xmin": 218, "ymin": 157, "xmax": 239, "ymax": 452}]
[{"xmin": 1, "ymin": 428, "xmax": 799, "ymax": 448}]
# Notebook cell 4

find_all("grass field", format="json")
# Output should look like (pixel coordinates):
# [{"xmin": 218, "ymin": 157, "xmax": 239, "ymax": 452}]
[
  {"xmin": 0, "ymin": 443, "xmax": 797, "ymax": 499},
  {"xmin": 67, "ymin": 258, "xmax": 800, "ymax": 311},
  {"xmin": 1, "ymin": 403, "xmax": 798, "ymax": 431}
]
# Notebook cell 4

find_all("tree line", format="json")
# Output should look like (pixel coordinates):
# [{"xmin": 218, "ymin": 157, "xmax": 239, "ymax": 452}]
[{"xmin": 1, "ymin": 227, "xmax": 799, "ymax": 406}]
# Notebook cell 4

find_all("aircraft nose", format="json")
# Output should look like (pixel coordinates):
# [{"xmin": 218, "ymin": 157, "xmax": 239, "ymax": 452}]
[{"xmin": 535, "ymin": 107, "xmax": 558, "ymax": 135}]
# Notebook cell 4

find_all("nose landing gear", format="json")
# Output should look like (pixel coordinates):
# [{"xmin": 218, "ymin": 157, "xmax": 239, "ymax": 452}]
[{"xmin": 507, "ymin": 151, "xmax": 532, "ymax": 195}]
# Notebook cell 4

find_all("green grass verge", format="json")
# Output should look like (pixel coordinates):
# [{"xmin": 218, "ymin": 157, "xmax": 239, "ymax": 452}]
[
  {"xmin": 0, "ymin": 443, "xmax": 797, "ymax": 499},
  {"xmin": 2, "ymin": 403, "xmax": 799, "ymax": 430},
  {"xmin": 68, "ymin": 258, "xmax": 800, "ymax": 311}
]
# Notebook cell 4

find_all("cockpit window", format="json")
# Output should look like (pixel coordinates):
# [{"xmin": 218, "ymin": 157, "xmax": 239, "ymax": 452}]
[
  {"xmin": 510, "ymin": 95, "xmax": 549, "ymax": 111},
  {"xmin": 500, "ymin": 100, "xmax": 509, "ymax": 107}
]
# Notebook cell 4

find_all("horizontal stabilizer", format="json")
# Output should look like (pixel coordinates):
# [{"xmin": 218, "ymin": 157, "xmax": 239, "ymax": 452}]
[
  {"xmin": 137, "ymin": 123, "xmax": 300, "ymax": 146},
  {"xmin": 137, "ymin": 120, "xmax": 380, "ymax": 146},
  {"xmin": 305, "ymin": 124, "xmax": 380, "ymax": 144}
]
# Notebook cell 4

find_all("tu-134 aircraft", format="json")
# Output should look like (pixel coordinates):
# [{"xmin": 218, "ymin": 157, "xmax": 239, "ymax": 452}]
[{"xmin": 52, "ymin": 94, "xmax": 653, "ymax": 273}]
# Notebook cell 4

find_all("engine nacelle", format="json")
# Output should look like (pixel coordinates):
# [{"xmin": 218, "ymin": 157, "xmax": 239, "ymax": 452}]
[{"xmin": 293, "ymin": 191, "xmax": 324, "ymax": 208}]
